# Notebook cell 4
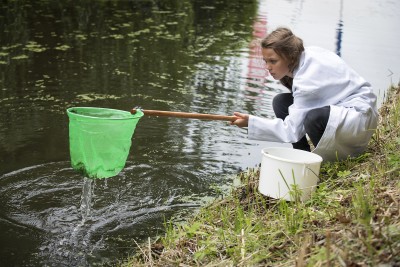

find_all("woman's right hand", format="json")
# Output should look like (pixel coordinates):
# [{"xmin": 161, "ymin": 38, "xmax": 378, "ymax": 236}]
[{"xmin": 231, "ymin": 112, "xmax": 249, "ymax": 128}]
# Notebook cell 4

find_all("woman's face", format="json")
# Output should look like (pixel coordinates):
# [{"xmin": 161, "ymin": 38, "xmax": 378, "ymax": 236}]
[{"xmin": 262, "ymin": 48, "xmax": 292, "ymax": 80}]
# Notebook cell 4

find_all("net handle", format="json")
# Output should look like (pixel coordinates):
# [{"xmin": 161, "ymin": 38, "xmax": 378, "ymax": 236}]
[{"xmin": 131, "ymin": 109, "xmax": 237, "ymax": 122}]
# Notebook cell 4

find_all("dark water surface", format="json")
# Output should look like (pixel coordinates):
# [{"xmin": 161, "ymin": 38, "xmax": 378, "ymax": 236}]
[{"xmin": 1, "ymin": 0, "xmax": 399, "ymax": 266}]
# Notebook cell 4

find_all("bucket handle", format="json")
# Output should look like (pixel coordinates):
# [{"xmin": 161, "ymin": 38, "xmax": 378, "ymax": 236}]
[{"xmin": 302, "ymin": 164, "xmax": 320, "ymax": 180}]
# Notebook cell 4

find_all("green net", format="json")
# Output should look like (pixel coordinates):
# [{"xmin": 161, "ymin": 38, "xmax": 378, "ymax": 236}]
[{"xmin": 67, "ymin": 107, "xmax": 143, "ymax": 179}]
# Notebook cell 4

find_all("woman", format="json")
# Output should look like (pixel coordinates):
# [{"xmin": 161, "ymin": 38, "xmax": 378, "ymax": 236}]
[{"xmin": 232, "ymin": 27, "xmax": 378, "ymax": 161}]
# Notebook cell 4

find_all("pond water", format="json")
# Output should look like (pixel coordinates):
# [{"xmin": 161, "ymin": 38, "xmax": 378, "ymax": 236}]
[{"xmin": 0, "ymin": 0, "xmax": 399, "ymax": 266}]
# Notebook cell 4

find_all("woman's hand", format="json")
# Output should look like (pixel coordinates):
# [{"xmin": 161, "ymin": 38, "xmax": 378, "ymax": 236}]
[{"xmin": 231, "ymin": 112, "xmax": 249, "ymax": 127}]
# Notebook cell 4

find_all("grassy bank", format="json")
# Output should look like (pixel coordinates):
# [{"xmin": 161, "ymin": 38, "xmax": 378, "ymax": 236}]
[{"xmin": 123, "ymin": 85, "xmax": 400, "ymax": 266}]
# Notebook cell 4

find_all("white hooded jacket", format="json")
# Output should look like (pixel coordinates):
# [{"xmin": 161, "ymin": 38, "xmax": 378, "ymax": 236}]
[{"xmin": 248, "ymin": 47, "xmax": 378, "ymax": 161}]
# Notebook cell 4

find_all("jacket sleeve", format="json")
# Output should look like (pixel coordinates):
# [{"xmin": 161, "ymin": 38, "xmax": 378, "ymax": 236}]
[{"xmin": 248, "ymin": 104, "xmax": 310, "ymax": 143}]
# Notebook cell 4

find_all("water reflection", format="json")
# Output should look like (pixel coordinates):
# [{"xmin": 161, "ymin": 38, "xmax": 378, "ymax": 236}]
[
  {"xmin": 335, "ymin": 0, "xmax": 344, "ymax": 56},
  {"xmin": 0, "ymin": 0, "xmax": 264, "ymax": 265}
]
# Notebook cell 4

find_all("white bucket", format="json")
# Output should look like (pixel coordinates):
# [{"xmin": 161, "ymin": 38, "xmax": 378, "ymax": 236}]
[{"xmin": 259, "ymin": 147, "xmax": 323, "ymax": 201}]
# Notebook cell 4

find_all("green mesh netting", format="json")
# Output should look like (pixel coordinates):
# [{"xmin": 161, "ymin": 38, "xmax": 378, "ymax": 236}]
[{"xmin": 67, "ymin": 107, "xmax": 143, "ymax": 179}]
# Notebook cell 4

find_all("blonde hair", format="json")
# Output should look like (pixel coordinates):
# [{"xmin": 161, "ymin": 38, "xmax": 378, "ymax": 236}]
[{"xmin": 261, "ymin": 27, "xmax": 304, "ymax": 73}]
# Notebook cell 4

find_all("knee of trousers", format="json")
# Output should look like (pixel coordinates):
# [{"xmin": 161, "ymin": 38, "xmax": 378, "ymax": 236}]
[
  {"xmin": 304, "ymin": 107, "xmax": 330, "ymax": 132},
  {"xmin": 272, "ymin": 93, "xmax": 293, "ymax": 117}
]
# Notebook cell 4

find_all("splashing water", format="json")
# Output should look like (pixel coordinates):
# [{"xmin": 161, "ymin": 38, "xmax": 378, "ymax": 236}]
[{"xmin": 79, "ymin": 177, "xmax": 95, "ymax": 225}]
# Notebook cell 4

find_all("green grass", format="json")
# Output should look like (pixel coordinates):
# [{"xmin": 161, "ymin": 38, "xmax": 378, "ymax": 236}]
[{"xmin": 122, "ymin": 85, "xmax": 400, "ymax": 266}]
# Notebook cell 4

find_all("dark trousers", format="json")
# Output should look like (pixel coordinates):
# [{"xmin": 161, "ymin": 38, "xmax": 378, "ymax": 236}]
[{"xmin": 272, "ymin": 93, "xmax": 330, "ymax": 152}]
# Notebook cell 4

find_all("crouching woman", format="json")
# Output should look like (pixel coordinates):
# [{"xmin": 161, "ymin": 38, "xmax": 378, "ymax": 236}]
[{"xmin": 232, "ymin": 27, "xmax": 378, "ymax": 161}]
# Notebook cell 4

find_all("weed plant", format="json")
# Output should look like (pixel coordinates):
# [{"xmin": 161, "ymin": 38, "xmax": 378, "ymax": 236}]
[{"xmin": 123, "ymin": 85, "xmax": 400, "ymax": 266}]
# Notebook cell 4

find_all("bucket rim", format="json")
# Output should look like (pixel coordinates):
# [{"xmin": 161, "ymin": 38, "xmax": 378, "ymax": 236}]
[
  {"xmin": 261, "ymin": 147, "xmax": 323, "ymax": 164},
  {"xmin": 67, "ymin": 107, "xmax": 143, "ymax": 120}
]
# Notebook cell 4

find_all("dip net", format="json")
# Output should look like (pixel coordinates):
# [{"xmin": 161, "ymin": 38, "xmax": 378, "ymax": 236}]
[{"xmin": 67, "ymin": 107, "xmax": 143, "ymax": 179}]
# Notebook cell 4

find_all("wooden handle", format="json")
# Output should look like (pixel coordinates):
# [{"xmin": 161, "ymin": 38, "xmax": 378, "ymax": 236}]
[{"xmin": 131, "ymin": 109, "xmax": 237, "ymax": 121}]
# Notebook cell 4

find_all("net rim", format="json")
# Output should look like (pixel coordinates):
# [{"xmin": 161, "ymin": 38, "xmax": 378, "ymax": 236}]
[{"xmin": 67, "ymin": 107, "xmax": 143, "ymax": 121}]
